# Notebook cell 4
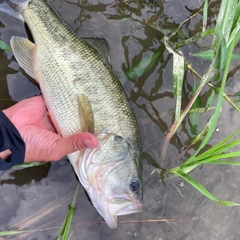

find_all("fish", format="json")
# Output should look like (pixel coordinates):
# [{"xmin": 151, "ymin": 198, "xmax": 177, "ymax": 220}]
[{"xmin": 8, "ymin": 0, "xmax": 143, "ymax": 229}]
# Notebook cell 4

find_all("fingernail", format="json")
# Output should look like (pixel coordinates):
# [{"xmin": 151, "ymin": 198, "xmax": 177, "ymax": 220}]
[{"xmin": 84, "ymin": 139, "xmax": 93, "ymax": 148}]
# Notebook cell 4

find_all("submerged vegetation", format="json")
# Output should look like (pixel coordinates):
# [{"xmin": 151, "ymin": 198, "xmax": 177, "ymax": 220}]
[{"xmin": 0, "ymin": 0, "xmax": 240, "ymax": 238}]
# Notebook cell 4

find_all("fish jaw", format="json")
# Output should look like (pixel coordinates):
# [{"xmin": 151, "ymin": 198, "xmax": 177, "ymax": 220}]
[
  {"xmin": 88, "ymin": 186, "xmax": 143, "ymax": 229},
  {"xmin": 68, "ymin": 133, "xmax": 143, "ymax": 229}
]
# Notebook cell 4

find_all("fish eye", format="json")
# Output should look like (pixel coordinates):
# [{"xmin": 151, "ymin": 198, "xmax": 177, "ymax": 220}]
[
  {"xmin": 114, "ymin": 135, "xmax": 123, "ymax": 142},
  {"xmin": 130, "ymin": 179, "xmax": 140, "ymax": 192},
  {"xmin": 114, "ymin": 135, "xmax": 128, "ymax": 149}
]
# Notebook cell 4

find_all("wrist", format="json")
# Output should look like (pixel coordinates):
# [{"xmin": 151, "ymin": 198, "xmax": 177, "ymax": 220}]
[{"xmin": 0, "ymin": 110, "xmax": 25, "ymax": 168}]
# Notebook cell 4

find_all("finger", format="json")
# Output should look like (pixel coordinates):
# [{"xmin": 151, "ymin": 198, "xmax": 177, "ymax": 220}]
[
  {"xmin": 51, "ymin": 132, "xmax": 98, "ymax": 160},
  {"xmin": 0, "ymin": 149, "xmax": 12, "ymax": 160}
]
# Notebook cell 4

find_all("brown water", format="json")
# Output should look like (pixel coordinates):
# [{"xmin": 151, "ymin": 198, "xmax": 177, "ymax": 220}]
[{"xmin": 0, "ymin": 0, "xmax": 240, "ymax": 239}]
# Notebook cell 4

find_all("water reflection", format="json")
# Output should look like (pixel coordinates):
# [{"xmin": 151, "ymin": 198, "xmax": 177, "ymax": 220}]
[
  {"xmin": 1, "ymin": 163, "xmax": 50, "ymax": 186},
  {"xmin": 1, "ymin": 0, "xmax": 240, "ymax": 239}
]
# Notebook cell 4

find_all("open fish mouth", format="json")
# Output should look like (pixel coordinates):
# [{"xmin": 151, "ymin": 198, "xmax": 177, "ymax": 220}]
[
  {"xmin": 114, "ymin": 200, "xmax": 143, "ymax": 216},
  {"xmin": 107, "ymin": 190, "xmax": 143, "ymax": 216},
  {"xmin": 84, "ymin": 178, "xmax": 143, "ymax": 229},
  {"xmin": 97, "ymin": 192, "xmax": 143, "ymax": 229},
  {"xmin": 100, "ymin": 200, "xmax": 143, "ymax": 229},
  {"xmin": 84, "ymin": 180, "xmax": 143, "ymax": 229}
]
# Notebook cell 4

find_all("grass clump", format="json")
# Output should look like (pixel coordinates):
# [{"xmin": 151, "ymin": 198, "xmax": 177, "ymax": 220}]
[{"xmin": 152, "ymin": 0, "xmax": 240, "ymax": 205}]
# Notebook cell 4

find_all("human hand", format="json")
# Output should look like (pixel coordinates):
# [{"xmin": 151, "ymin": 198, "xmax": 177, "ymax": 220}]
[{"xmin": 2, "ymin": 96, "xmax": 98, "ymax": 162}]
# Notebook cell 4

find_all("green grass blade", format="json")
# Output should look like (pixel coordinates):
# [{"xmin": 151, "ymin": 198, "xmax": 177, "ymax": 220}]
[
  {"xmin": 174, "ymin": 170, "xmax": 240, "ymax": 206},
  {"xmin": 189, "ymin": 122, "xmax": 209, "ymax": 145},
  {"xmin": 173, "ymin": 28, "xmax": 215, "ymax": 49},
  {"xmin": 202, "ymin": 0, "xmax": 208, "ymax": 32},
  {"xmin": 174, "ymin": 170, "xmax": 218, "ymax": 201},
  {"xmin": 0, "ymin": 231, "xmax": 27, "ymax": 236},
  {"xmin": 192, "ymin": 50, "xmax": 240, "ymax": 61},
  {"xmin": 0, "ymin": 227, "xmax": 61, "ymax": 237},
  {"xmin": 187, "ymin": 107, "xmax": 215, "ymax": 114},
  {"xmin": 62, "ymin": 184, "xmax": 79, "ymax": 239},
  {"xmin": 202, "ymin": 130, "xmax": 240, "ymax": 152},
  {"xmin": 216, "ymin": 26, "xmax": 227, "ymax": 71},
  {"xmin": 172, "ymin": 51, "xmax": 184, "ymax": 120},
  {"xmin": 172, "ymin": 131, "xmax": 240, "ymax": 173},
  {"xmin": 124, "ymin": 49, "xmax": 163, "ymax": 81},
  {"xmin": 205, "ymin": 88, "xmax": 215, "ymax": 111},
  {"xmin": 190, "ymin": 152, "xmax": 240, "ymax": 166},
  {"xmin": 175, "ymin": 153, "xmax": 240, "ymax": 180},
  {"xmin": 188, "ymin": 80, "xmax": 201, "ymax": 137},
  {"xmin": 183, "ymin": 130, "xmax": 240, "ymax": 166},
  {"xmin": 14, "ymin": 162, "xmax": 47, "ymax": 168},
  {"xmin": 57, "ymin": 183, "xmax": 80, "ymax": 240},
  {"xmin": 194, "ymin": 139, "xmax": 240, "ymax": 162},
  {"xmin": 231, "ymin": 1, "xmax": 240, "ymax": 33},
  {"xmin": 181, "ymin": 159, "xmax": 240, "ymax": 173},
  {"xmin": 228, "ymin": 1, "xmax": 240, "ymax": 47},
  {"xmin": 228, "ymin": 21, "xmax": 240, "ymax": 48},
  {"xmin": 214, "ymin": 0, "xmax": 238, "ymax": 44},
  {"xmin": 205, "ymin": 152, "xmax": 240, "ymax": 161},
  {"xmin": 206, "ymin": 160, "xmax": 240, "ymax": 165},
  {"xmin": 67, "ymin": 232, "xmax": 73, "ymax": 240},
  {"xmin": 0, "ymin": 40, "xmax": 12, "ymax": 52},
  {"xmin": 164, "ymin": 37, "xmax": 184, "ymax": 121},
  {"xmin": 232, "ymin": 14, "xmax": 240, "ymax": 46}
]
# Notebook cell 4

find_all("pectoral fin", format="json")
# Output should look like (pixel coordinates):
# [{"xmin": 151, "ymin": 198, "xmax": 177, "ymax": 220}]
[
  {"xmin": 10, "ymin": 36, "xmax": 36, "ymax": 79},
  {"xmin": 77, "ymin": 94, "xmax": 95, "ymax": 134}
]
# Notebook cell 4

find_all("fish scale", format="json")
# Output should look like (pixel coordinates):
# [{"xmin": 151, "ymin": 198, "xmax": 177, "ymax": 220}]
[
  {"xmin": 9, "ymin": 0, "xmax": 142, "ymax": 229},
  {"xmin": 27, "ymin": 2, "xmax": 134, "ymax": 138}
]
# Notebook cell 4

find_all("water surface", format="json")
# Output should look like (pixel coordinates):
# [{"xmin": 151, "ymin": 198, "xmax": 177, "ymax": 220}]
[{"xmin": 1, "ymin": 0, "xmax": 240, "ymax": 239}]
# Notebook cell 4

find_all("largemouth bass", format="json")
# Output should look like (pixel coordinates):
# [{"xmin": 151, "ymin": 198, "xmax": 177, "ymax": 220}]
[{"xmin": 8, "ymin": 0, "xmax": 142, "ymax": 229}]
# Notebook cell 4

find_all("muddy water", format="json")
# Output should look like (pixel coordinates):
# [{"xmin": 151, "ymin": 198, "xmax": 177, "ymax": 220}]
[{"xmin": 0, "ymin": 0, "xmax": 240, "ymax": 239}]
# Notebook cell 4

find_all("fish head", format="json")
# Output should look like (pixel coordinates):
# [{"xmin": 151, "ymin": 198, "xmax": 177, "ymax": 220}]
[{"xmin": 76, "ymin": 133, "xmax": 142, "ymax": 229}]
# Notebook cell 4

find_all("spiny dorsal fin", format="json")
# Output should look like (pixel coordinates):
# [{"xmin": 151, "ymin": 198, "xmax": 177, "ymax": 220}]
[{"xmin": 10, "ymin": 36, "xmax": 36, "ymax": 79}]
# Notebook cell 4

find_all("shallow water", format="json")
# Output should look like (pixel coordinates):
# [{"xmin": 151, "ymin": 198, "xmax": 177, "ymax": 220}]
[{"xmin": 0, "ymin": 0, "xmax": 240, "ymax": 239}]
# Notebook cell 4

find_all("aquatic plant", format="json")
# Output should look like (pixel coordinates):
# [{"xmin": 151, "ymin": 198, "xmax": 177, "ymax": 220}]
[
  {"xmin": 56, "ymin": 184, "xmax": 80, "ymax": 240},
  {"xmin": 0, "ymin": 40, "xmax": 11, "ymax": 52},
  {"xmin": 152, "ymin": 0, "xmax": 240, "ymax": 205}
]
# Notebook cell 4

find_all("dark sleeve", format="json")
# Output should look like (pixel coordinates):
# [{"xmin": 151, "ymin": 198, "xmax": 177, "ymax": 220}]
[{"xmin": 0, "ymin": 111, "xmax": 25, "ymax": 170}]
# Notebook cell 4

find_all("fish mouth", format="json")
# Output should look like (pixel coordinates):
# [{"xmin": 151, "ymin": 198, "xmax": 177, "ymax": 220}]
[
  {"xmin": 114, "ymin": 200, "xmax": 143, "ymax": 216},
  {"xmin": 83, "ymin": 175, "xmax": 143, "ymax": 229},
  {"xmin": 102, "ymin": 199, "xmax": 143, "ymax": 229},
  {"xmin": 97, "ymin": 192, "xmax": 143, "ymax": 229},
  {"xmin": 85, "ymin": 183, "xmax": 143, "ymax": 229}
]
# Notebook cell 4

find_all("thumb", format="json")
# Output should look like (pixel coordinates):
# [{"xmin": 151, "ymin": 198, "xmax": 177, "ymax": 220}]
[{"xmin": 52, "ymin": 132, "xmax": 98, "ymax": 160}]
